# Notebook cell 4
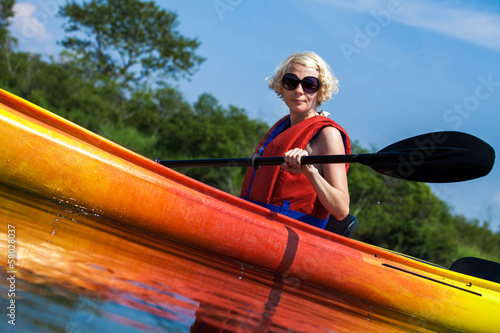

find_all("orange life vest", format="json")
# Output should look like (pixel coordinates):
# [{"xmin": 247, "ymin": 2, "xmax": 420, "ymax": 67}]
[{"xmin": 240, "ymin": 114, "xmax": 351, "ymax": 221}]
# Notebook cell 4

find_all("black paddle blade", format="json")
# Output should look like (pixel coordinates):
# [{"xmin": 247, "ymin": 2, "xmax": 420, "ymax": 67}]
[
  {"xmin": 450, "ymin": 257, "xmax": 500, "ymax": 284},
  {"xmin": 366, "ymin": 131, "xmax": 495, "ymax": 183}
]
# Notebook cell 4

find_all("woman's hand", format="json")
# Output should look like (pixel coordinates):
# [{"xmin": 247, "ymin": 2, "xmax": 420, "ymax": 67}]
[
  {"xmin": 281, "ymin": 148, "xmax": 317, "ymax": 175},
  {"xmin": 281, "ymin": 128, "xmax": 350, "ymax": 221}
]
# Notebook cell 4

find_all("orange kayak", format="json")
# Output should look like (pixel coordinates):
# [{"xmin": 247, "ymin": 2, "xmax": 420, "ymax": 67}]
[{"xmin": 1, "ymin": 88, "xmax": 499, "ymax": 332}]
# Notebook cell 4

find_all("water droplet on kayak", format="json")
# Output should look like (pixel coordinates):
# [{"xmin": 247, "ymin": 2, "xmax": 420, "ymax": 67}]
[
  {"xmin": 51, "ymin": 228, "xmax": 56, "ymax": 235},
  {"xmin": 238, "ymin": 264, "xmax": 245, "ymax": 280}
]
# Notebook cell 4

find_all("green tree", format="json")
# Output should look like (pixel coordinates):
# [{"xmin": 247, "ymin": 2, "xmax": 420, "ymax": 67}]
[
  {"xmin": 154, "ymin": 93, "xmax": 268, "ymax": 194},
  {"xmin": 59, "ymin": 0, "xmax": 205, "ymax": 88},
  {"xmin": 124, "ymin": 86, "xmax": 192, "ymax": 137},
  {"xmin": 0, "ymin": 0, "xmax": 14, "ymax": 34},
  {"xmin": 0, "ymin": 0, "xmax": 15, "ymax": 49}
]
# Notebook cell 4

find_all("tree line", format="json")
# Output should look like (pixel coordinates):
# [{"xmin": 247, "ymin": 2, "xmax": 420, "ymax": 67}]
[{"xmin": 1, "ymin": 0, "xmax": 498, "ymax": 267}]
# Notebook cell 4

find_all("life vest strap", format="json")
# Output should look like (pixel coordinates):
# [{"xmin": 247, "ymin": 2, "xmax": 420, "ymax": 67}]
[{"xmin": 248, "ymin": 200, "xmax": 329, "ymax": 229}]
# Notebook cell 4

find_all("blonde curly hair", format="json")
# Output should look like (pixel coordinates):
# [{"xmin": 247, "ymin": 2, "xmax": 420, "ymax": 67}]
[{"xmin": 268, "ymin": 52, "xmax": 339, "ymax": 107}]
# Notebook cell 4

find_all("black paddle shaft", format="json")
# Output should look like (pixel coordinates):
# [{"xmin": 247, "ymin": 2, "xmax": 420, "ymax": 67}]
[{"xmin": 155, "ymin": 131, "xmax": 495, "ymax": 183}]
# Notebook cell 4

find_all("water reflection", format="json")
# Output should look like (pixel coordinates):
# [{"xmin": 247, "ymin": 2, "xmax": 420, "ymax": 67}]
[{"xmin": 0, "ymin": 183, "xmax": 448, "ymax": 332}]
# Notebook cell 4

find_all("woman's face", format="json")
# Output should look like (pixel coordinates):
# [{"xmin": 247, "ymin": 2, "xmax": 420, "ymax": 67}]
[{"xmin": 282, "ymin": 64, "xmax": 319, "ymax": 116}]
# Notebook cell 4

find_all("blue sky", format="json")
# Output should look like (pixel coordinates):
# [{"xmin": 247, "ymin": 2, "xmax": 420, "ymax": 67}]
[{"xmin": 8, "ymin": 0, "xmax": 500, "ymax": 231}]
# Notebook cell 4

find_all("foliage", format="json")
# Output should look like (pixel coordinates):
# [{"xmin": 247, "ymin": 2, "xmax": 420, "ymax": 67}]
[
  {"xmin": 0, "ymin": 0, "xmax": 14, "ymax": 29},
  {"xmin": 59, "ymin": 0, "xmax": 205, "ymax": 88},
  {"xmin": 122, "ymin": 90, "xmax": 268, "ymax": 192},
  {"xmin": 0, "ymin": 0, "xmax": 498, "ymax": 268},
  {"xmin": 154, "ymin": 93, "xmax": 267, "ymax": 192},
  {"xmin": 0, "ymin": 0, "xmax": 15, "ymax": 48}
]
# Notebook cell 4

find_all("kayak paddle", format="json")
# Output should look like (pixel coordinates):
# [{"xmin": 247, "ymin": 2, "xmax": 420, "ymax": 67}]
[
  {"xmin": 450, "ymin": 257, "xmax": 500, "ymax": 284},
  {"xmin": 155, "ymin": 131, "xmax": 495, "ymax": 183}
]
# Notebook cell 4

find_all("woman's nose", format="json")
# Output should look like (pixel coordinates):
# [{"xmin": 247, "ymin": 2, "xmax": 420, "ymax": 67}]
[{"xmin": 294, "ymin": 82, "xmax": 304, "ymax": 94}]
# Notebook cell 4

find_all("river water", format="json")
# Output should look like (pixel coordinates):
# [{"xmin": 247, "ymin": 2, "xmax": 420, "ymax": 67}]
[{"xmin": 0, "ymin": 182, "xmax": 450, "ymax": 332}]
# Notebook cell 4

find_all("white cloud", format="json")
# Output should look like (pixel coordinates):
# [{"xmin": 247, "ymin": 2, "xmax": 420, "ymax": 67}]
[
  {"xmin": 314, "ymin": 0, "xmax": 500, "ymax": 52},
  {"xmin": 398, "ymin": 2, "xmax": 500, "ymax": 52},
  {"xmin": 9, "ymin": 3, "xmax": 54, "ymax": 46}
]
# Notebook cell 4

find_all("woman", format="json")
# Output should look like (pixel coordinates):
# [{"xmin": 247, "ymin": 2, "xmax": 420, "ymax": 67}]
[{"xmin": 240, "ymin": 52, "xmax": 351, "ymax": 230}]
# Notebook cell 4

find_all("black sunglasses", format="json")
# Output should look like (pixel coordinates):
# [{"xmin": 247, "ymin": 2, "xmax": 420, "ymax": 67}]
[{"xmin": 282, "ymin": 73, "xmax": 320, "ymax": 94}]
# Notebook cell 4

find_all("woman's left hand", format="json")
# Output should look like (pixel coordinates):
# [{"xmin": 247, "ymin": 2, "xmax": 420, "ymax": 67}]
[{"xmin": 281, "ymin": 148, "xmax": 316, "ymax": 174}]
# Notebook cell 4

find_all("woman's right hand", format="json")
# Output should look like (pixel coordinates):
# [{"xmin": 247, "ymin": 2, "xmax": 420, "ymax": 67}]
[{"xmin": 281, "ymin": 148, "xmax": 317, "ymax": 175}]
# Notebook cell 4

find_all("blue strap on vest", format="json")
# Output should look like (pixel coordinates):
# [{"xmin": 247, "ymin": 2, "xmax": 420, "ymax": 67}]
[
  {"xmin": 260, "ymin": 117, "xmax": 291, "ymax": 154},
  {"xmin": 244, "ymin": 117, "xmax": 291, "ymax": 200},
  {"xmin": 248, "ymin": 200, "xmax": 329, "ymax": 229}
]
